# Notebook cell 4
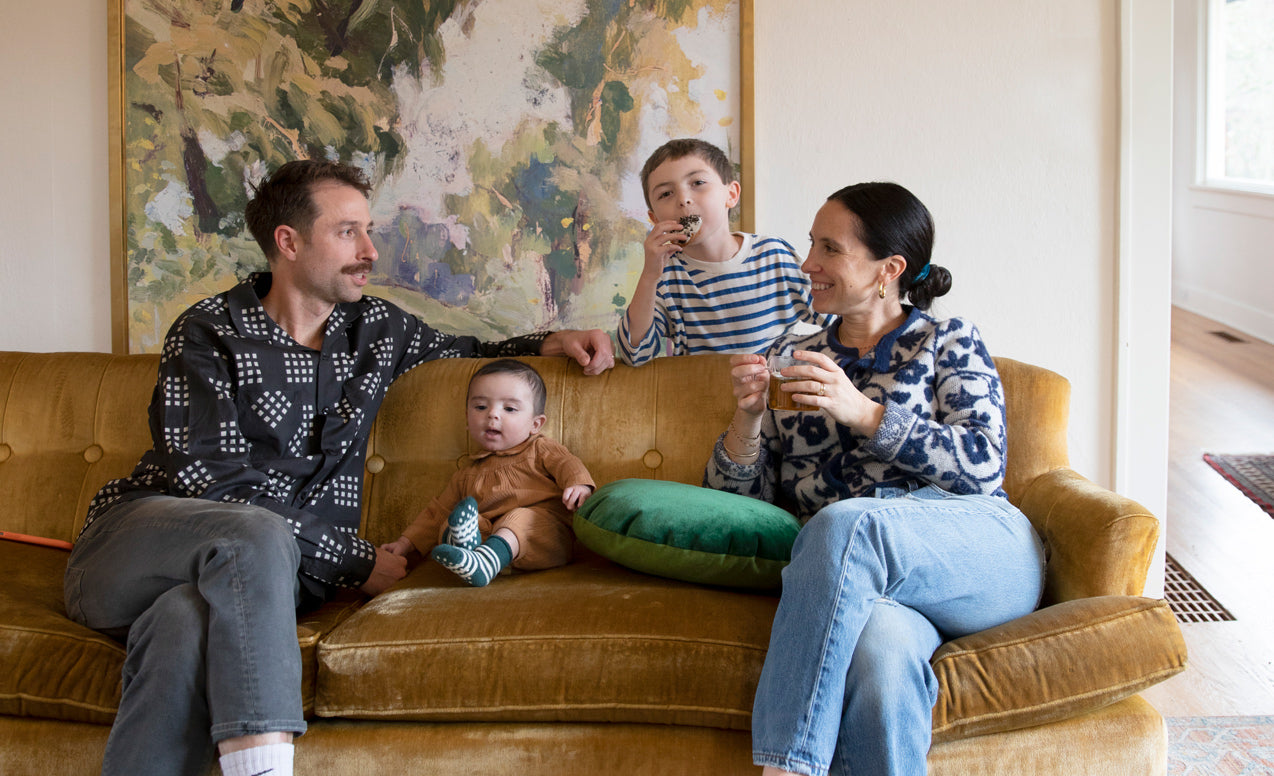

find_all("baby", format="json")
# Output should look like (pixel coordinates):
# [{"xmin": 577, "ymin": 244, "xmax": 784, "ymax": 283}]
[{"xmin": 384, "ymin": 359, "xmax": 594, "ymax": 586}]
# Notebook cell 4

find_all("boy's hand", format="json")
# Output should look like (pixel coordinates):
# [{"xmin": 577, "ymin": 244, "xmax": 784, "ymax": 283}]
[
  {"xmin": 644, "ymin": 220, "xmax": 689, "ymax": 271},
  {"xmin": 562, "ymin": 484, "xmax": 594, "ymax": 511}
]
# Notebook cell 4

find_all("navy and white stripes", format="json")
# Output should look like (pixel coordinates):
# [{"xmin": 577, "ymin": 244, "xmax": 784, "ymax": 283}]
[{"xmin": 618, "ymin": 234, "xmax": 830, "ymax": 365}]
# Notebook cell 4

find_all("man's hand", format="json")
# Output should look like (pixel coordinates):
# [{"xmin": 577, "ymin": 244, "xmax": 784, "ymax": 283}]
[
  {"xmin": 541, "ymin": 330, "xmax": 615, "ymax": 376},
  {"xmin": 360, "ymin": 546, "xmax": 409, "ymax": 597}
]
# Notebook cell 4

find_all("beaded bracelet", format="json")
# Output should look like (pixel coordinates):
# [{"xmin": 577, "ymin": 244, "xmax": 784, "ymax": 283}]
[{"xmin": 728, "ymin": 421, "xmax": 761, "ymax": 444}]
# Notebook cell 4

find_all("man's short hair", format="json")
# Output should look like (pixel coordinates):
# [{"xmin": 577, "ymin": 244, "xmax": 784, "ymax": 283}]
[
  {"xmin": 639, "ymin": 138, "xmax": 735, "ymax": 210},
  {"xmin": 245, "ymin": 160, "xmax": 372, "ymax": 260}
]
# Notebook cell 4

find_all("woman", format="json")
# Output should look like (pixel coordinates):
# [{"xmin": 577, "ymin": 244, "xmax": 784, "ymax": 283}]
[{"xmin": 705, "ymin": 182, "xmax": 1046, "ymax": 776}]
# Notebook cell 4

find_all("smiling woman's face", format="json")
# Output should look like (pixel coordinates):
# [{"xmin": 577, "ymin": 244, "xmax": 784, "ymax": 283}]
[{"xmin": 801, "ymin": 200, "xmax": 888, "ymax": 316}]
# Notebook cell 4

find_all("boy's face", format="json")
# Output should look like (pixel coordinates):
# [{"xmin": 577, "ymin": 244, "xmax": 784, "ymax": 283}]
[
  {"xmin": 645, "ymin": 154, "xmax": 740, "ymax": 236},
  {"xmin": 466, "ymin": 373, "xmax": 546, "ymax": 453}
]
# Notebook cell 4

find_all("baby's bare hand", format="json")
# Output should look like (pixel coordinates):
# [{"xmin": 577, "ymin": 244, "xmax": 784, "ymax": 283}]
[
  {"xmin": 563, "ymin": 485, "xmax": 593, "ymax": 511},
  {"xmin": 381, "ymin": 537, "xmax": 413, "ymax": 557}
]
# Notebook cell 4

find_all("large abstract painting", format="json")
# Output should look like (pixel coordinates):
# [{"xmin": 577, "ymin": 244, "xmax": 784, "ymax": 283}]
[{"xmin": 109, "ymin": 0, "xmax": 748, "ymax": 353}]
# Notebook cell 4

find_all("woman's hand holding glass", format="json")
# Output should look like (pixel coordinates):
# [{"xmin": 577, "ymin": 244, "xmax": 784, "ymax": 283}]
[
  {"xmin": 729, "ymin": 354, "xmax": 769, "ymax": 416},
  {"xmin": 722, "ymin": 354, "xmax": 768, "ymax": 463},
  {"xmin": 769, "ymin": 350, "xmax": 887, "ymax": 437}
]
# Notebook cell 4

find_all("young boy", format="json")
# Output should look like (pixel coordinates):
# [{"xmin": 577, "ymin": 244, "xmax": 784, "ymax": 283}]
[{"xmin": 618, "ymin": 138, "xmax": 829, "ymax": 366}]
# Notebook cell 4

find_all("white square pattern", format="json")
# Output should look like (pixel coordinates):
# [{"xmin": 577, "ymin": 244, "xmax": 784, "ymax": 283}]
[
  {"xmin": 174, "ymin": 461, "xmax": 214, "ymax": 497},
  {"xmin": 251, "ymin": 391, "xmax": 293, "ymax": 429},
  {"xmin": 219, "ymin": 419, "xmax": 248, "ymax": 455},
  {"xmin": 164, "ymin": 425, "xmax": 190, "ymax": 454},
  {"xmin": 284, "ymin": 353, "xmax": 316, "ymax": 384},
  {"xmin": 239, "ymin": 307, "xmax": 271, "ymax": 339},
  {"xmin": 234, "ymin": 352, "xmax": 264, "ymax": 385},
  {"xmin": 164, "ymin": 375, "xmax": 190, "ymax": 407}
]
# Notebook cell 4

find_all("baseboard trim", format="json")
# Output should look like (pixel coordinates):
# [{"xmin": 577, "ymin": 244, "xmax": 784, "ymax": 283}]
[{"xmin": 1172, "ymin": 286, "xmax": 1274, "ymax": 346}]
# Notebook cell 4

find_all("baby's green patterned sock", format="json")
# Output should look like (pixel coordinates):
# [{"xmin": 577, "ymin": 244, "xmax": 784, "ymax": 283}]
[
  {"xmin": 431, "ymin": 535, "xmax": 511, "ymax": 587},
  {"xmin": 441, "ymin": 497, "xmax": 480, "ymax": 550}
]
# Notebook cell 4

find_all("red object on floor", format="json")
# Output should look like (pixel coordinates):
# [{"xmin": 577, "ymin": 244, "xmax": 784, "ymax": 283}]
[{"xmin": 1203, "ymin": 453, "xmax": 1274, "ymax": 518}]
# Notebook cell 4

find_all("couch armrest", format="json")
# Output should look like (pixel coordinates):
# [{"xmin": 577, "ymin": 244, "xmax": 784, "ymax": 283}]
[
  {"xmin": 1017, "ymin": 467, "xmax": 1159, "ymax": 602},
  {"xmin": 930, "ymin": 595, "xmax": 1186, "ymax": 743}
]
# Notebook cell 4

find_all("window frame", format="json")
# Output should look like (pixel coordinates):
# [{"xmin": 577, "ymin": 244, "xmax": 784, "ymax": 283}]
[{"xmin": 1196, "ymin": 0, "xmax": 1274, "ymax": 198}]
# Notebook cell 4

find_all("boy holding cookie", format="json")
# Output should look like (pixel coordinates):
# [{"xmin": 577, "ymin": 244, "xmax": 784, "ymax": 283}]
[{"xmin": 618, "ymin": 138, "xmax": 829, "ymax": 366}]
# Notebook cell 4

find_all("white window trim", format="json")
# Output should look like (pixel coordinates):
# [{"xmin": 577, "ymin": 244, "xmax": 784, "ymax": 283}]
[{"xmin": 1197, "ymin": 0, "xmax": 1274, "ymax": 199}]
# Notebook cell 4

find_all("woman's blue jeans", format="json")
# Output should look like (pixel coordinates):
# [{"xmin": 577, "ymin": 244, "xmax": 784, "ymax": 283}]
[
  {"xmin": 64, "ymin": 495, "xmax": 308, "ymax": 776},
  {"xmin": 753, "ymin": 486, "xmax": 1046, "ymax": 776}
]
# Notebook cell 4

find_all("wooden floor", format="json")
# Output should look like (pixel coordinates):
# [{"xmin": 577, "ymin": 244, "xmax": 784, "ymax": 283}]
[{"xmin": 1139, "ymin": 307, "xmax": 1274, "ymax": 717}]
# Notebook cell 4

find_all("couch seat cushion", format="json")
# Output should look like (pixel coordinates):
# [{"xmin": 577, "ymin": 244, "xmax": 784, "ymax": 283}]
[
  {"xmin": 0, "ymin": 541, "xmax": 362, "ymax": 723},
  {"xmin": 0, "ymin": 543, "xmax": 122, "ymax": 724},
  {"xmin": 315, "ymin": 547, "xmax": 777, "ymax": 729},
  {"xmin": 931, "ymin": 594, "xmax": 1187, "ymax": 742},
  {"xmin": 318, "ymin": 551, "xmax": 1188, "ymax": 740}
]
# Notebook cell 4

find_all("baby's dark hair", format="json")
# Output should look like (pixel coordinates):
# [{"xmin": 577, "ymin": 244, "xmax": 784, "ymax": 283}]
[
  {"xmin": 639, "ymin": 138, "xmax": 734, "ymax": 210},
  {"xmin": 469, "ymin": 359, "xmax": 547, "ymax": 415},
  {"xmin": 245, "ymin": 159, "xmax": 372, "ymax": 260}
]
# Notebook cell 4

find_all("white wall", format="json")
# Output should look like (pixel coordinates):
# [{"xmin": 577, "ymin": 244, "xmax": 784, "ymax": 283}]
[
  {"xmin": 0, "ymin": 0, "xmax": 113, "ymax": 353},
  {"xmin": 753, "ymin": 0, "xmax": 1118, "ymax": 485},
  {"xmin": 1172, "ymin": 0, "xmax": 1274, "ymax": 345},
  {"xmin": 0, "ymin": 0, "xmax": 1124, "ymax": 488}
]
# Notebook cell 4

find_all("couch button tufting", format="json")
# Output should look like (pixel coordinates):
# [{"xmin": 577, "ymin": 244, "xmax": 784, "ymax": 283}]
[
  {"xmin": 642, "ymin": 449, "xmax": 663, "ymax": 469},
  {"xmin": 365, "ymin": 454, "xmax": 385, "ymax": 474},
  {"xmin": 83, "ymin": 445, "xmax": 104, "ymax": 463},
  {"xmin": 0, "ymin": 443, "xmax": 10, "ymax": 462}
]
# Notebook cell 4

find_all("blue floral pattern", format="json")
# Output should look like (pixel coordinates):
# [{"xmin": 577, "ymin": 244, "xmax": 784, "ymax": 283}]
[{"xmin": 704, "ymin": 308, "xmax": 1009, "ymax": 522}]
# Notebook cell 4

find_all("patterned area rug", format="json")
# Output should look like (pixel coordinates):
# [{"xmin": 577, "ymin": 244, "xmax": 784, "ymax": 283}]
[
  {"xmin": 1203, "ymin": 454, "xmax": 1274, "ymax": 518},
  {"xmin": 1168, "ymin": 716, "xmax": 1274, "ymax": 775}
]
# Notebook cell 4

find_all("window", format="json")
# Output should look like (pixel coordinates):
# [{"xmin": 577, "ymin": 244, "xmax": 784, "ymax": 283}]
[{"xmin": 1202, "ymin": 0, "xmax": 1274, "ymax": 195}]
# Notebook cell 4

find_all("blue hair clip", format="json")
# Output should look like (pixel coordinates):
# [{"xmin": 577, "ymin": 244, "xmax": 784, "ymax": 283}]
[{"xmin": 914, "ymin": 264, "xmax": 931, "ymax": 283}]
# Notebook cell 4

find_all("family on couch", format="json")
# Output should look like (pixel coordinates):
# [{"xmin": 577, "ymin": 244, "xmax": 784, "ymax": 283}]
[{"xmin": 66, "ymin": 144, "xmax": 1047, "ymax": 776}]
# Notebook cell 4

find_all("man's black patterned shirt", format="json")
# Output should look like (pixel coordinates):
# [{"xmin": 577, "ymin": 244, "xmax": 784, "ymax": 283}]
[{"xmin": 84, "ymin": 273, "xmax": 547, "ymax": 601}]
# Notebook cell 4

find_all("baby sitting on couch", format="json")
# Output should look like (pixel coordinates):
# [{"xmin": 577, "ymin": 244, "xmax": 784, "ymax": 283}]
[{"xmin": 384, "ymin": 359, "xmax": 595, "ymax": 586}]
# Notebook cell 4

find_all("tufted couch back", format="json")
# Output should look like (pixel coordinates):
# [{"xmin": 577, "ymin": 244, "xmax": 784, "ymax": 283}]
[{"xmin": 0, "ymin": 351, "xmax": 1071, "ymax": 548}]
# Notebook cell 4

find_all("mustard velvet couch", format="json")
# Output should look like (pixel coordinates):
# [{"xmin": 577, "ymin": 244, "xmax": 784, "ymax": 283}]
[{"xmin": 0, "ymin": 351, "xmax": 1186, "ymax": 775}]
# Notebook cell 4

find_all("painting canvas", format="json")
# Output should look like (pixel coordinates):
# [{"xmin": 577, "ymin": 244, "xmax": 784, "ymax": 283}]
[{"xmin": 111, "ymin": 0, "xmax": 747, "ymax": 353}]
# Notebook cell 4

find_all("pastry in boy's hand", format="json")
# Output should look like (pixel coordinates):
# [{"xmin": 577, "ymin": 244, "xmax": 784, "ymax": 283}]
[{"xmin": 679, "ymin": 214, "xmax": 702, "ymax": 244}]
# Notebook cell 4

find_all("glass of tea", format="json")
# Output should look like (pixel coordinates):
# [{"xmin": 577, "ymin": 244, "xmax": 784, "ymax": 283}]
[{"xmin": 767, "ymin": 353, "xmax": 818, "ymax": 412}]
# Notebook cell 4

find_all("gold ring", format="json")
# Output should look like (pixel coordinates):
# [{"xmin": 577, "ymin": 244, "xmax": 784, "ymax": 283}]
[{"xmin": 819, "ymin": 383, "xmax": 826, "ymax": 397}]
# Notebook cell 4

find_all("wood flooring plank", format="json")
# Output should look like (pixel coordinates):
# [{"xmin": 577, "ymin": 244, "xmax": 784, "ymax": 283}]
[{"xmin": 1144, "ymin": 307, "xmax": 1274, "ymax": 717}]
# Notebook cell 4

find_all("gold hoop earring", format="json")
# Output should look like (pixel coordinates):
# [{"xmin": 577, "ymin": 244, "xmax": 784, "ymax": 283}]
[{"xmin": 878, "ymin": 282, "xmax": 886, "ymax": 299}]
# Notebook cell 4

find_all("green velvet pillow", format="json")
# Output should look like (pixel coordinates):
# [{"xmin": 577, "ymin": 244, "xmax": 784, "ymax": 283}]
[{"xmin": 573, "ymin": 479, "xmax": 801, "ymax": 589}]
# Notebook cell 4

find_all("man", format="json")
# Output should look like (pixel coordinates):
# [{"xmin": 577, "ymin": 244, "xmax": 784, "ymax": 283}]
[{"xmin": 63, "ymin": 160, "xmax": 613, "ymax": 776}]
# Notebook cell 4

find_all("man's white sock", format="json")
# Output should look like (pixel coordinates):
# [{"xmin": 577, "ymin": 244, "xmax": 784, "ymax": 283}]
[{"xmin": 219, "ymin": 742, "xmax": 294, "ymax": 776}]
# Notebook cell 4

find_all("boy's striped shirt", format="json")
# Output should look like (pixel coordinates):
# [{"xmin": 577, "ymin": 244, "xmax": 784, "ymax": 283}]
[{"xmin": 618, "ymin": 233, "xmax": 830, "ymax": 365}]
